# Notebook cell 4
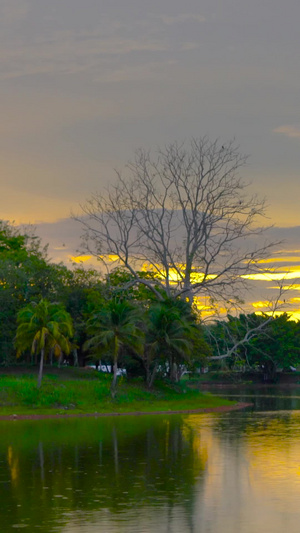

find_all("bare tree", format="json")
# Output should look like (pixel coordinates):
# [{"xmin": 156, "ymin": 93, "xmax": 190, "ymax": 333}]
[
  {"xmin": 78, "ymin": 138, "xmax": 275, "ymax": 306},
  {"xmin": 207, "ymin": 284, "xmax": 287, "ymax": 363}
]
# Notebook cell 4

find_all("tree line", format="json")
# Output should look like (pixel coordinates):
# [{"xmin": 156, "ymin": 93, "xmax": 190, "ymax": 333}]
[
  {"xmin": 1, "ymin": 219, "xmax": 300, "ymax": 393},
  {"xmin": 0, "ymin": 220, "xmax": 211, "ymax": 391}
]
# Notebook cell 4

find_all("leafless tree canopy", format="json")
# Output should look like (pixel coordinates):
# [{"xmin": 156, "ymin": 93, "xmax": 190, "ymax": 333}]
[{"xmin": 79, "ymin": 138, "xmax": 275, "ymax": 304}]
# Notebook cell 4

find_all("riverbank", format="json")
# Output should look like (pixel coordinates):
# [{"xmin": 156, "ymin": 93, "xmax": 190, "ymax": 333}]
[
  {"xmin": 0, "ymin": 367, "xmax": 236, "ymax": 417},
  {"xmin": 189, "ymin": 371, "xmax": 300, "ymax": 386},
  {"xmin": 0, "ymin": 403, "xmax": 251, "ymax": 420}
]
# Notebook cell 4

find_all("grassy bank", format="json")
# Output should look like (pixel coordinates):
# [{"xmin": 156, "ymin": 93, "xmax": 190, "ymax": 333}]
[{"xmin": 0, "ymin": 367, "xmax": 234, "ymax": 415}]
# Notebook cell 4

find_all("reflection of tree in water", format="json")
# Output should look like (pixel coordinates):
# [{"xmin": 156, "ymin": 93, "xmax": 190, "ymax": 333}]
[
  {"xmin": 208, "ymin": 385, "xmax": 300, "ymax": 413},
  {"xmin": 210, "ymin": 388, "xmax": 300, "ymax": 444},
  {"xmin": 213, "ymin": 409, "xmax": 300, "ymax": 443},
  {"xmin": 0, "ymin": 416, "xmax": 207, "ymax": 532}
]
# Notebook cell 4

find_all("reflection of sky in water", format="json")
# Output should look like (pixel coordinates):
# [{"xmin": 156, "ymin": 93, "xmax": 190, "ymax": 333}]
[
  {"xmin": 186, "ymin": 411, "xmax": 300, "ymax": 533},
  {"xmin": 3, "ymin": 399, "xmax": 300, "ymax": 532}
]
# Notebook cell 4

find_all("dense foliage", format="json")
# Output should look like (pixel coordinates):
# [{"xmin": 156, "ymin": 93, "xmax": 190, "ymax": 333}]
[
  {"xmin": 1, "ymin": 221, "xmax": 300, "ymax": 389},
  {"xmin": 208, "ymin": 313, "xmax": 300, "ymax": 380}
]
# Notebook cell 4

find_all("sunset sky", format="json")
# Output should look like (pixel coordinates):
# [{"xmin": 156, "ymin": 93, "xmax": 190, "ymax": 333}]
[{"xmin": 1, "ymin": 0, "xmax": 299, "ymax": 315}]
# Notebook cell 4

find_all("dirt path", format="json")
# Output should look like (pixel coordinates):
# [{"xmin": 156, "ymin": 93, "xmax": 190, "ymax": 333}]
[{"xmin": 0, "ymin": 402, "xmax": 252, "ymax": 421}]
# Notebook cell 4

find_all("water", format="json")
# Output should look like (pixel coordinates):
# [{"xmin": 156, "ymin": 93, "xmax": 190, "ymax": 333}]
[{"xmin": 1, "ymin": 389, "xmax": 300, "ymax": 532}]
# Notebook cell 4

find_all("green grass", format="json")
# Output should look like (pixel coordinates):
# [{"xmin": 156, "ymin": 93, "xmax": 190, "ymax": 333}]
[{"xmin": 0, "ymin": 368, "xmax": 234, "ymax": 416}]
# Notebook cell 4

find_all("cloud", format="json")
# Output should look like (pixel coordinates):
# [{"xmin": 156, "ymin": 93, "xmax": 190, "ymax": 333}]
[
  {"xmin": 257, "ymin": 257, "xmax": 300, "ymax": 264},
  {"xmin": 0, "ymin": 94, "xmax": 120, "ymax": 138},
  {"xmin": 93, "ymin": 60, "xmax": 177, "ymax": 84},
  {"xmin": 0, "ymin": 31, "xmax": 169, "ymax": 81},
  {"xmin": 273, "ymin": 125, "xmax": 300, "ymax": 138},
  {"xmin": 0, "ymin": 15, "xmax": 198, "ymax": 84},
  {"xmin": 181, "ymin": 42, "xmax": 200, "ymax": 51},
  {"xmin": 0, "ymin": 0, "xmax": 30, "ymax": 26},
  {"xmin": 0, "ymin": 8, "xmax": 205, "ymax": 81},
  {"xmin": 160, "ymin": 14, "xmax": 206, "ymax": 25},
  {"xmin": 243, "ymin": 271, "xmax": 300, "ymax": 281},
  {"xmin": 16, "ymin": 217, "xmax": 300, "ymax": 319}
]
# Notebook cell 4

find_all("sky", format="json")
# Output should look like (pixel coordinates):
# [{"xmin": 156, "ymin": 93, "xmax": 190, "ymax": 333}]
[{"xmin": 1, "ymin": 0, "xmax": 300, "ymax": 315}]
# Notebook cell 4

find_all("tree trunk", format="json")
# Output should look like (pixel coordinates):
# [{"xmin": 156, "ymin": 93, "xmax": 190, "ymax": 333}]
[
  {"xmin": 170, "ymin": 360, "xmax": 178, "ymax": 382},
  {"xmin": 58, "ymin": 349, "xmax": 63, "ymax": 368},
  {"xmin": 263, "ymin": 360, "xmax": 276, "ymax": 382},
  {"xmin": 73, "ymin": 348, "xmax": 79, "ymax": 367},
  {"xmin": 49, "ymin": 347, "xmax": 54, "ymax": 366},
  {"xmin": 147, "ymin": 363, "xmax": 158, "ymax": 389},
  {"xmin": 37, "ymin": 348, "xmax": 45, "ymax": 389},
  {"xmin": 78, "ymin": 351, "xmax": 86, "ymax": 367},
  {"xmin": 111, "ymin": 339, "xmax": 119, "ymax": 398},
  {"xmin": 182, "ymin": 277, "xmax": 193, "ymax": 305},
  {"xmin": 176, "ymin": 365, "xmax": 184, "ymax": 382},
  {"xmin": 111, "ymin": 361, "xmax": 118, "ymax": 398}
]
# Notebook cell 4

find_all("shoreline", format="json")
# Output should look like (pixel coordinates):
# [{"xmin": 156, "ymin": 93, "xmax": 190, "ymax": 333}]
[
  {"xmin": 0, "ymin": 402, "xmax": 252, "ymax": 421},
  {"xmin": 199, "ymin": 382, "xmax": 300, "ymax": 388}
]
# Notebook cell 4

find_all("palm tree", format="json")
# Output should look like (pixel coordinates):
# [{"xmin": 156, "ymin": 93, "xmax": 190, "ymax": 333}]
[
  {"xmin": 85, "ymin": 299, "xmax": 144, "ymax": 397},
  {"xmin": 146, "ymin": 301, "xmax": 195, "ymax": 384},
  {"xmin": 15, "ymin": 299, "xmax": 73, "ymax": 388}
]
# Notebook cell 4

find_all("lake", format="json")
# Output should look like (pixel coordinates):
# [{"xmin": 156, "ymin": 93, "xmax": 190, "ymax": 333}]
[{"xmin": 1, "ymin": 387, "xmax": 300, "ymax": 532}]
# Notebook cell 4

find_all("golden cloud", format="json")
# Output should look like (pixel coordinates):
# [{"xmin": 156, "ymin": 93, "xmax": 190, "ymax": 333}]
[
  {"xmin": 69, "ymin": 255, "xmax": 92, "ymax": 264},
  {"xmin": 257, "ymin": 257, "xmax": 300, "ymax": 264},
  {"xmin": 273, "ymin": 125, "xmax": 300, "ymax": 138},
  {"xmin": 252, "ymin": 301, "xmax": 278, "ymax": 309},
  {"xmin": 243, "ymin": 271, "xmax": 300, "ymax": 281}
]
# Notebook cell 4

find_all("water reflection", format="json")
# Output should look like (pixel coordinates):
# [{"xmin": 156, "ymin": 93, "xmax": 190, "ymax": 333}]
[
  {"xmin": 206, "ymin": 385, "xmax": 300, "ymax": 411},
  {"xmin": 1, "ymin": 393, "xmax": 300, "ymax": 532},
  {"xmin": 0, "ymin": 416, "xmax": 205, "ymax": 532}
]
